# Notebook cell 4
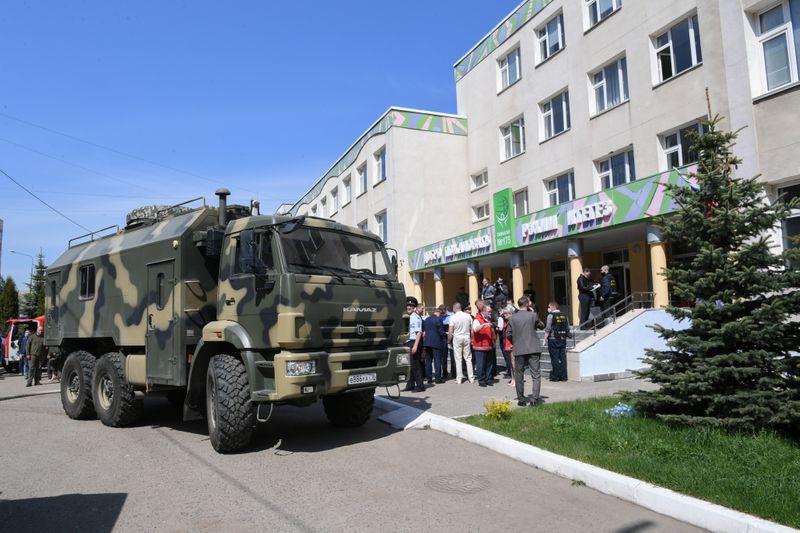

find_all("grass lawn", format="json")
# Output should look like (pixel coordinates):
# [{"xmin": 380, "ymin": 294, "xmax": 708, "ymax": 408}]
[{"xmin": 465, "ymin": 396, "xmax": 800, "ymax": 528}]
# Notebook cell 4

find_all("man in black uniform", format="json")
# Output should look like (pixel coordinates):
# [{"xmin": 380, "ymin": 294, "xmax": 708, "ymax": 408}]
[
  {"xmin": 599, "ymin": 265, "xmax": 618, "ymax": 313},
  {"xmin": 544, "ymin": 301, "xmax": 571, "ymax": 381},
  {"xmin": 577, "ymin": 268, "xmax": 596, "ymax": 328}
]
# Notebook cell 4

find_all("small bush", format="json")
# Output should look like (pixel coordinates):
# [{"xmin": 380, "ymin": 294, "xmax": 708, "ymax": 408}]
[{"xmin": 484, "ymin": 399, "xmax": 513, "ymax": 420}]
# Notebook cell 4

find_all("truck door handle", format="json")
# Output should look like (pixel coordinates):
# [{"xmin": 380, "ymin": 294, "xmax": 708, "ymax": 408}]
[
  {"xmin": 148, "ymin": 314, "xmax": 153, "ymax": 327},
  {"xmin": 225, "ymin": 298, "xmax": 236, "ymax": 306}
]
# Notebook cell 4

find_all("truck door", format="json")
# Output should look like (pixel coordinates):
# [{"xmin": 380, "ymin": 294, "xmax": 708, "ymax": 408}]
[
  {"xmin": 46, "ymin": 272, "xmax": 62, "ymax": 342},
  {"xmin": 146, "ymin": 261, "xmax": 179, "ymax": 383}
]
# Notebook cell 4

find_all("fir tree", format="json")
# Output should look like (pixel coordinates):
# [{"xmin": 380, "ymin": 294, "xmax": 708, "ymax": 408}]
[
  {"xmin": 628, "ymin": 117, "xmax": 800, "ymax": 436},
  {"xmin": 0, "ymin": 277, "xmax": 20, "ymax": 324},
  {"xmin": 22, "ymin": 253, "xmax": 46, "ymax": 318}
]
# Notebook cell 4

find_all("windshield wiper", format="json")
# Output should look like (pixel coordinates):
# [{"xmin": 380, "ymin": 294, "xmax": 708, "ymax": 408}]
[{"xmin": 288, "ymin": 262, "xmax": 345, "ymax": 283}]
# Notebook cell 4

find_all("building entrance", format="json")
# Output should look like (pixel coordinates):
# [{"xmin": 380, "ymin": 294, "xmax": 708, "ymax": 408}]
[
  {"xmin": 602, "ymin": 250, "xmax": 631, "ymax": 300},
  {"xmin": 550, "ymin": 260, "xmax": 570, "ymax": 319}
]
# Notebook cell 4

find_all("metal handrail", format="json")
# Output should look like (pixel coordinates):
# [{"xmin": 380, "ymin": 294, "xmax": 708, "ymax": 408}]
[
  {"xmin": 156, "ymin": 196, "xmax": 206, "ymax": 218},
  {"xmin": 68, "ymin": 225, "xmax": 120, "ymax": 248},
  {"xmin": 570, "ymin": 291, "xmax": 656, "ymax": 348}
]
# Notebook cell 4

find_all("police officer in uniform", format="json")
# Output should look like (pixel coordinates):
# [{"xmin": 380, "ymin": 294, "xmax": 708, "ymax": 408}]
[
  {"xmin": 544, "ymin": 301, "xmax": 571, "ymax": 382},
  {"xmin": 403, "ymin": 296, "xmax": 425, "ymax": 392}
]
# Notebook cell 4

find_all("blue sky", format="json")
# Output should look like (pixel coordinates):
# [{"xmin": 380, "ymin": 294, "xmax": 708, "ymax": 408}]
[{"xmin": 0, "ymin": 0, "xmax": 516, "ymax": 287}]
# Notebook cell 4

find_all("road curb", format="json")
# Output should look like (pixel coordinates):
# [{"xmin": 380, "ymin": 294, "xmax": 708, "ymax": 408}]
[
  {"xmin": 0, "ymin": 388, "xmax": 60, "ymax": 402},
  {"xmin": 375, "ymin": 396, "xmax": 796, "ymax": 533}
]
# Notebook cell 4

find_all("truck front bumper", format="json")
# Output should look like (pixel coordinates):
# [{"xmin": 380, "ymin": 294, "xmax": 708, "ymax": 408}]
[{"xmin": 248, "ymin": 346, "xmax": 411, "ymax": 402}]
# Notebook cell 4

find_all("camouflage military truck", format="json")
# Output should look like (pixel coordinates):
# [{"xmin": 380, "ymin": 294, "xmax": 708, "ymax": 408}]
[{"xmin": 46, "ymin": 189, "xmax": 410, "ymax": 452}]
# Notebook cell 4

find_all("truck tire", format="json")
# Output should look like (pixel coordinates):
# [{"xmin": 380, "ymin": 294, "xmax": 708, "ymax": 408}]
[
  {"xmin": 322, "ymin": 388, "xmax": 375, "ymax": 428},
  {"xmin": 92, "ymin": 352, "xmax": 143, "ymax": 427},
  {"xmin": 206, "ymin": 354, "xmax": 254, "ymax": 453},
  {"xmin": 61, "ymin": 351, "xmax": 96, "ymax": 420}
]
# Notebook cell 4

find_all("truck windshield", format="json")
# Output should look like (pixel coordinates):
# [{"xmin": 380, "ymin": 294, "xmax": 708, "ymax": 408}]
[{"xmin": 280, "ymin": 227, "xmax": 394, "ymax": 281}]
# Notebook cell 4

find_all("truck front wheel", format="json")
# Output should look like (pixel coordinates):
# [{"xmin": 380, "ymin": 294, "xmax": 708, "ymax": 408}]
[
  {"xmin": 92, "ymin": 352, "xmax": 143, "ymax": 427},
  {"xmin": 206, "ymin": 354, "xmax": 254, "ymax": 453},
  {"xmin": 322, "ymin": 388, "xmax": 375, "ymax": 427},
  {"xmin": 61, "ymin": 351, "xmax": 96, "ymax": 420}
]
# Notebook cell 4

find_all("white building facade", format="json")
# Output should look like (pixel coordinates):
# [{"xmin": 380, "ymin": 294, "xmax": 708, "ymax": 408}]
[{"xmin": 288, "ymin": 0, "xmax": 800, "ymax": 324}]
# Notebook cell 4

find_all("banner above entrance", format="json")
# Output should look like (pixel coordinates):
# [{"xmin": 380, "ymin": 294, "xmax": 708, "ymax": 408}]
[
  {"xmin": 408, "ymin": 226, "xmax": 494, "ymax": 271},
  {"xmin": 408, "ymin": 166, "xmax": 695, "ymax": 272}
]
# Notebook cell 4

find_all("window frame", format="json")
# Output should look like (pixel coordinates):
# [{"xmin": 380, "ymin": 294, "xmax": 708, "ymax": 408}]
[
  {"xmin": 756, "ymin": 2, "xmax": 799, "ymax": 93},
  {"xmin": 498, "ymin": 47, "xmax": 522, "ymax": 91},
  {"xmin": 540, "ymin": 90, "xmax": 571, "ymax": 141},
  {"xmin": 654, "ymin": 14, "xmax": 703, "ymax": 83},
  {"xmin": 591, "ymin": 56, "xmax": 629, "ymax": 115},
  {"xmin": 660, "ymin": 121, "xmax": 708, "ymax": 170},
  {"xmin": 472, "ymin": 202, "xmax": 491, "ymax": 223},
  {"xmin": 470, "ymin": 170, "xmax": 489, "ymax": 191},
  {"xmin": 546, "ymin": 172, "xmax": 576, "ymax": 207},
  {"xmin": 357, "ymin": 163, "xmax": 368, "ymax": 197},
  {"xmin": 375, "ymin": 210, "xmax": 388, "ymax": 243},
  {"xmin": 320, "ymin": 197, "xmax": 327, "ymax": 218},
  {"xmin": 374, "ymin": 147, "xmax": 387, "ymax": 185},
  {"xmin": 513, "ymin": 188, "xmax": 529, "ymax": 218},
  {"xmin": 597, "ymin": 149, "xmax": 636, "ymax": 190},
  {"xmin": 342, "ymin": 175, "xmax": 352, "ymax": 206},
  {"xmin": 79, "ymin": 264, "xmax": 96, "ymax": 301},
  {"xmin": 586, "ymin": 0, "xmax": 622, "ymax": 30},
  {"xmin": 330, "ymin": 187, "xmax": 339, "ymax": 216},
  {"xmin": 536, "ymin": 13, "xmax": 565, "ymax": 64},
  {"xmin": 500, "ymin": 116, "xmax": 526, "ymax": 161}
]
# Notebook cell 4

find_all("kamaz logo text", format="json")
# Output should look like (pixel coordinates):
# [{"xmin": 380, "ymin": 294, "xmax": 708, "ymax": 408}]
[{"xmin": 343, "ymin": 307, "xmax": 377, "ymax": 313}]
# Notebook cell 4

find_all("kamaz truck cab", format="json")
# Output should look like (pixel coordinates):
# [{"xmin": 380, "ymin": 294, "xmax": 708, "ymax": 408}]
[{"xmin": 47, "ymin": 189, "xmax": 410, "ymax": 452}]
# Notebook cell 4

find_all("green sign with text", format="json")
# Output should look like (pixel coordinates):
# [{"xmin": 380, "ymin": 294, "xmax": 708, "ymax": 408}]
[{"xmin": 493, "ymin": 188, "xmax": 515, "ymax": 251}]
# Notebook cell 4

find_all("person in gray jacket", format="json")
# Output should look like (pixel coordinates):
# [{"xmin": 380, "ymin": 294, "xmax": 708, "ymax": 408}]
[{"xmin": 506, "ymin": 296, "xmax": 545, "ymax": 406}]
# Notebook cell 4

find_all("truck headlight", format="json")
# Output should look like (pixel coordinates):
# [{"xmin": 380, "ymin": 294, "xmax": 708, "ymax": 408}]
[
  {"xmin": 396, "ymin": 353, "xmax": 410, "ymax": 366},
  {"xmin": 286, "ymin": 361, "xmax": 317, "ymax": 376}
]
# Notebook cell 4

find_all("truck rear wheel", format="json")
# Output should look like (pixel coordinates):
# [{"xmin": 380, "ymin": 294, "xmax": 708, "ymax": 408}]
[
  {"xmin": 206, "ymin": 354, "xmax": 254, "ymax": 453},
  {"xmin": 322, "ymin": 388, "xmax": 375, "ymax": 427},
  {"xmin": 92, "ymin": 352, "xmax": 143, "ymax": 427},
  {"xmin": 61, "ymin": 351, "xmax": 96, "ymax": 420}
]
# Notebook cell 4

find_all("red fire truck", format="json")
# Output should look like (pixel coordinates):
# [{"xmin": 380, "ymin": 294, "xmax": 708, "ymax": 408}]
[{"xmin": 2, "ymin": 316, "xmax": 45, "ymax": 372}]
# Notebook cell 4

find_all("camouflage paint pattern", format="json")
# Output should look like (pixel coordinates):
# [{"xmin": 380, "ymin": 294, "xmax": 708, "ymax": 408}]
[{"xmin": 46, "ymin": 204, "xmax": 409, "ymax": 401}]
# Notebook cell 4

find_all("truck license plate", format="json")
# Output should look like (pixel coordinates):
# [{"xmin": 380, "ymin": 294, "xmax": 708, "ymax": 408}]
[{"xmin": 348, "ymin": 373, "xmax": 377, "ymax": 385}]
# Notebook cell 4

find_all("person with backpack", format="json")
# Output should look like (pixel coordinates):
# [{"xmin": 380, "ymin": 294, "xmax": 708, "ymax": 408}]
[{"xmin": 544, "ymin": 301, "xmax": 572, "ymax": 382}]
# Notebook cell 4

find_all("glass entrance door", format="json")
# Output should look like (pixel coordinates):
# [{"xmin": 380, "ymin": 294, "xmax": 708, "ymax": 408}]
[{"xmin": 550, "ymin": 260, "xmax": 570, "ymax": 319}]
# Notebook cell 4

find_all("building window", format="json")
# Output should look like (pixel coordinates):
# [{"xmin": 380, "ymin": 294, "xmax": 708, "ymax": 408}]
[
  {"xmin": 471, "ymin": 170, "xmax": 489, "ymax": 191},
  {"xmin": 357, "ymin": 219, "xmax": 368, "ymax": 232},
  {"xmin": 357, "ymin": 164, "xmax": 368, "ymax": 196},
  {"xmin": 513, "ymin": 188, "xmax": 529, "ymax": 217},
  {"xmin": 655, "ymin": 14, "xmax": 702, "ymax": 83},
  {"xmin": 374, "ymin": 148, "xmax": 387, "ymax": 184},
  {"xmin": 375, "ymin": 211, "xmax": 388, "ymax": 242},
  {"xmin": 320, "ymin": 197, "xmax": 328, "ymax": 218},
  {"xmin": 79, "ymin": 264, "xmax": 95, "ymax": 300},
  {"xmin": 472, "ymin": 203, "xmax": 490, "ymax": 222},
  {"xmin": 780, "ymin": 183, "xmax": 800, "ymax": 268},
  {"xmin": 592, "ymin": 57, "xmax": 629, "ymax": 114},
  {"xmin": 501, "ymin": 117, "xmax": 526, "ymax": 160},
  {"xmin": 330, "ymin": 188, "xmax": 339, "ymax": 215},
  {"xmin": 598, "ymin": 149, "xmax": 636, "ymax": 189},
  {"xmin": 498, "ymin": 48, "xmax": 521, "ymax": 90},
  {"xmin": 757, "ymin": 1, "xmax": 800, "ymax": 92},
  {"xmin": 547, "ymin": 172, "xmax": 575, "ymax": 206},
  {"xmin": 661, "ymin": 122, "xmax": 708, "ymax": 169},
  {"xmin": 586, "ymin": 0, "xmax": 622, "ymax": 29},
  {"xmin": 342, "ymin": 176, "xmax": 351, "ymax": 206},
  {"xmin": 536, "ymin": 13, "xmax": 565, "ymax": 64},
  {"xmin": 311, "ymin": 204, "xmax": 318, "ymax": 216},
  {"xmin": 541, "ymin": 91, "xmax": 570, "ymax": 141}
]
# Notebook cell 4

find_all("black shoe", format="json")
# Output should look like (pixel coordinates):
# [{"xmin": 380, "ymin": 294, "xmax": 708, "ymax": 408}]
[
  {"xmin": 478, "ymin": 383, "xmax": 487, "ymax": 387},
  {"xmin": 402, "ymin": 387, "xmax": 414, "ymax": 392},
  {"xmin": 517, "ymin": 400, "xmax": 527, "ymax": 406},
  {"xmin": 435, "ymin": 379, "xmax": 444, "ymax": 384},
  {"xmin": 26, "ymin": 383, "xmax": 32, "ymax": 387},
  {"xmin": 427, "ymin": 379, "xmax": 434, "ymax": 385},
  {"xmin": 413, "ymin": 387, "xmax": 426, "ymax": 393},
  {"xmin": 532, "ymin": 398, "xmax": 545, "ymax": 406}
]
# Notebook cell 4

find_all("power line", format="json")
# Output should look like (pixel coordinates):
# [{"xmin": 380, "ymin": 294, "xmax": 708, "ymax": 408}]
[
  {"xmin": 0, "ymin": 167, "xmax": 91, "ymax": 231},
  {"xmin": 0, "ymin": 111, "xmax": 261, "ymax": 196}
]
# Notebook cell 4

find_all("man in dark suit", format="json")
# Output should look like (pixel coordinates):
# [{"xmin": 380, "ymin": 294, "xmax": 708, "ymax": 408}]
[
  {"xmin": 577, "ymin": 268, "xmax": 596, "ymax": 328},
  {"xmin": 506, "ymin": 297, "xmax": 545, "ymax": 406},
  {"xmin": 422, "ymin": 305, "xmax": 448, "ymax": 384}
]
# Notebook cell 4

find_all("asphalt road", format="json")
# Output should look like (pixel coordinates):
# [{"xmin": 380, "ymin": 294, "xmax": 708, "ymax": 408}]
[{"xmin": 0, "ymin": 393, "xmax": 703, "ymax": 533}]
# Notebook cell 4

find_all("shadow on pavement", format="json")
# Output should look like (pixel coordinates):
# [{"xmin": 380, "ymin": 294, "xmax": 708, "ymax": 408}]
[
  {"xmin": 0, "ymin": 493, "xmax": 127, "ymax": 533},
  {"xmin": 614, "ymin": 520, "xmax": 657, "ymax": 533},
  {"xmin": 139, "ymin": 395, "xmax": 400, "ymax": 454}
]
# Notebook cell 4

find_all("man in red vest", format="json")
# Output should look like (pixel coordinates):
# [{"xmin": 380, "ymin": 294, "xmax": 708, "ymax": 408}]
[{"xmin": 472, "ymin": 303, "xmax": 495, "ymax": 387}]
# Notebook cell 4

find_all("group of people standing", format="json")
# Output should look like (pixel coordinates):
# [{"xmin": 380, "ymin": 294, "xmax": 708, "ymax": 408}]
[
  {"xmin": 577, "ymin": 265, "xmax": 619, "ymax": 328},
  {"xmin": 403, "ymin": 276, "xmax": 573, "ymax": 407}
]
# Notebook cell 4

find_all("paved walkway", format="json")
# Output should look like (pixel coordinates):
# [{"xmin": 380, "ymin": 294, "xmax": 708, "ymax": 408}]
[
  {"xmin": 0, "ymin": 368, "xmax": 60, "ymax": 400},
  {"xmin": 377, "ymin": 364, "xmax": 658, "ymax": 418}
]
